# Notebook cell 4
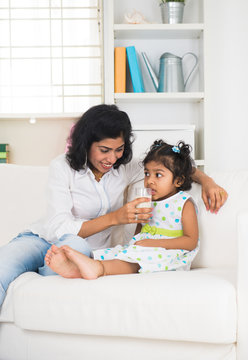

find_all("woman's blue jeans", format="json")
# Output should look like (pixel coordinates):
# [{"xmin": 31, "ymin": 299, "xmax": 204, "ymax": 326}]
[{"xmin": 0, "ymin": 232, "xmax": 92, "ymax": 306}]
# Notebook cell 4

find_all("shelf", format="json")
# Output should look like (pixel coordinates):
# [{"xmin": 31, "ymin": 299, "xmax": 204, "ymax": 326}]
[
  {"xmin": 114, "ymin": 23, "xmax": 204, "ymax": 39},
  {"xmin": 114, "ymin": 92, "xmax": 204, "ymax": 103},
  {"xmin": 133, "ymin": 124, "xmax": 195, "ymax": 131},
  {"xmin": 0, "ymin": 113, "xmax": 81, "ymax": 120}
]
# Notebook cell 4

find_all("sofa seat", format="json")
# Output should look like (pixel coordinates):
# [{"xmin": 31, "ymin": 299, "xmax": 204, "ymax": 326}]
[{"xmin": 0, "ymin": 267, "xmax": 236, "ymax": 344}]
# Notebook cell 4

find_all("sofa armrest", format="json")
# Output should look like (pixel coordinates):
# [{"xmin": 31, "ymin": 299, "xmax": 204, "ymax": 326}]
[{"xmin": 237, "ymin": 211, "xmax": 248, "ymax": 360}]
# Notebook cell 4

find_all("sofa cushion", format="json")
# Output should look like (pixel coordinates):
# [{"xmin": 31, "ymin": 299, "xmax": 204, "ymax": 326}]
[{"xmin": 4, "ymin": 268, "xmax": 236, "ymax": 344}]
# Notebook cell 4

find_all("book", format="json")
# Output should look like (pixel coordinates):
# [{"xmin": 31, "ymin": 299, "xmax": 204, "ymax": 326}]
[
  {"xmin": 0, "ymin": 144, "xmax": 9, "ymax": 163},
  {"xmin": 0, "ymin": 144, "xmax": 9, "ymax": 152},
  {"xmin": 0, "ymin": 152, "xmax": 7, "ymax": 159},
  {"xmin": 126, "ymin": 46, "xmax": 145, "ymax": 93},
  {"xmin": 114, "ymin": 47, "xmax": 126, "ymax": 93}
]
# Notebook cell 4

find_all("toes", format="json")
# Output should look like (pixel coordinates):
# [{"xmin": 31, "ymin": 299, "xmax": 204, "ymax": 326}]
[
  {"xmin": 61, "ymin": 245, "xmax": 70, "ymax": 252},
  {"xmin": 51, "ymin": 244, "xmax": 60, "ymax": 253}
]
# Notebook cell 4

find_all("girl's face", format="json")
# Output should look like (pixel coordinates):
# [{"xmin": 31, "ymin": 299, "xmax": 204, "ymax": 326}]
[
  {"xmin": 88, "ymin": 136, "xmax": 125, "ymax": 174},
  {"xmin": 144, "ymin": 161, "xmax": 180, "ymax": 201}
]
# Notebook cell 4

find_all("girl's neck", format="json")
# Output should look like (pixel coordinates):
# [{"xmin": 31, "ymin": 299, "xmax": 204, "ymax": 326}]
[{"xmin": 154, "ymin": 189, "xmax": 179, "ymax": 202}]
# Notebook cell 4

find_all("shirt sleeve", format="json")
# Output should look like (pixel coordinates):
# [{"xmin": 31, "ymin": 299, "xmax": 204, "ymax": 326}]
[
  {"xmin": 124, "ymin": 158, "xmax": 144, "ymax": 185},
  {"xmin": 44, "ymin": 157, "xmax": 83, "ymax": 242}
]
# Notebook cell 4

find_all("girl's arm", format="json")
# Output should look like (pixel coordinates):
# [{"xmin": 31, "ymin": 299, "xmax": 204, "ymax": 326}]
[
  {"xmin": 134, "ymin": 200, "xmax": 198, "ymax": 251},
  {"xmin": 192, "ymin": 167, "xmax": 228, "ymax": 213}
]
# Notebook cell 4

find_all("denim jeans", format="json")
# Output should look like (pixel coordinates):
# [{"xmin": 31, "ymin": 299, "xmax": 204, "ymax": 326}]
[
  {"xmin": 38, "ymin": 233, "xmax": 92, "ymax": 276},
  {"xmin": 0, "ymin": 232, "xmax": 92, "ymax": 306}
]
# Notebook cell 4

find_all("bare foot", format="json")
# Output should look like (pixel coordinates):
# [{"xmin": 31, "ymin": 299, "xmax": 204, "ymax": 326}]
[
  {"xmin": 62, "ymin": 245, "xmax": 104, "ymax": 280},
  {"xmin": 45, "ymin": 244, "xmax": 60, "ymax": 265},
  {"xmin": 45, "ymin": 245, "xmax": 82, "ymax": 278}
]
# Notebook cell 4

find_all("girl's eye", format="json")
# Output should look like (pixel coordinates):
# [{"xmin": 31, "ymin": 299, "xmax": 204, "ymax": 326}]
[
  {"xmin": 156, "ymin": 173, "xmax": 162, "ymax": 178},
  {"xmin": 100, "ymin": 149, "xmax": 109, "ymax": 153},
  {"xmin": 144, "ymin": 171, "xmax": 149, "ymax": 177}
]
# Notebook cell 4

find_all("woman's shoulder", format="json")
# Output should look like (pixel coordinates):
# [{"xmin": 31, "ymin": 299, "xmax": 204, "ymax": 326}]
[
  {"xmin": 49, "ymin": 154, "xmax": 72, "ymax": 174},
  {"xmin": 50, "ymin": 153, "xmax": 66, "ymax": 166},
  {"xmin": 118, "ymin": 158, "xmax": 143, "ymax": 182}
]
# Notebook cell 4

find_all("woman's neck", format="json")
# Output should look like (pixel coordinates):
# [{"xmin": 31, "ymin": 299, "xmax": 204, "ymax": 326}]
[{"xmin": 90, "ymin": 166, "xmax": 104, "ymax": 182}]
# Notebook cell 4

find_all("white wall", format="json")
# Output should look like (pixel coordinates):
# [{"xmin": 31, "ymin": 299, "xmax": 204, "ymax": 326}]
[
  {"xmin": 0, "ymin": 118, "xmax": 75, "ymax": 166},
  {"xmin": 0, "ymin": 0, "xmax": 247, "ymax": 170},
  {"xmin": 204, "ymin": 0, "xmax": 248, "ymax": 172}
]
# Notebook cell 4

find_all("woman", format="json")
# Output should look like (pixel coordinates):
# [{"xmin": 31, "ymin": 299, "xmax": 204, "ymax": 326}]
[{"xmin": 0, "ymin": 104, "xmax": 227, "ymax": 306}]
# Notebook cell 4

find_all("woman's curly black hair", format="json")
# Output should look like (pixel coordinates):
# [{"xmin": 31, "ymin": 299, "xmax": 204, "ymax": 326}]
[
  {"xmin": 66, "ymin": 104, "xmax": 134, "ymax": 171},
  {"xmin": 142, "ymin": 139, "xmax": 195, "ymax": 191}
]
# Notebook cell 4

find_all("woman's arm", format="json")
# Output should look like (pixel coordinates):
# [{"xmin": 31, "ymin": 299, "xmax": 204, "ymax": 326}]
[
  {"xmin": 78, "ymin": 198, "xmax": 151, "ymax": 239},
  {"xmin": 45, "ymin": 156, "xmax": 152, "ymax": 241},
  {"xmin": 191, "ymin": 167, "xmax": 228, "ymax": 213},
  {"xmin": 134, "ymin": 200, "xmax": 198, "ymax": 251}
]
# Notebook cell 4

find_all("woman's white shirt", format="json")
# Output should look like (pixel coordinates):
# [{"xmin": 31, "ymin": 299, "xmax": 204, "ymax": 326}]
[{"xmin": 29, "ymin": 154, "xmax": 143, "ymax": 250}]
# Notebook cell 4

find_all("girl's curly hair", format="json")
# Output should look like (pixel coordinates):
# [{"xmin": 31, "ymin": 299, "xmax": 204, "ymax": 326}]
[{"xmin": 142, "ymin": 139, "xmax": 195, "ymax": 191}]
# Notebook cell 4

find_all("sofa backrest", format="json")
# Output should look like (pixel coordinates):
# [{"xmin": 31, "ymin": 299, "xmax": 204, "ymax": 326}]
[
  {"xmin": 190, "ymin": 170, "xmax": 248, "ymax": 268},
  {"xmin": 0, "ymin": 164, "xmax": 48, "ymax": 246},
  {"xmin": 0, "ymin": 164, "xmax": 247, "ymax": 269}
]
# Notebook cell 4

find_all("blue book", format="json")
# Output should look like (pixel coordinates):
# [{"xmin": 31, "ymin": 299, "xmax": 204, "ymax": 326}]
[{"xmin": 126, "ymin": 46, "xmax": 145, "ymax": 93}]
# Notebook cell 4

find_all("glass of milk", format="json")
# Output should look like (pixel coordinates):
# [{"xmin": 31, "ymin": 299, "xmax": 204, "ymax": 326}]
[{"xmin": 135, "ymin": 188, "xmax": 152, "ymax": 208}]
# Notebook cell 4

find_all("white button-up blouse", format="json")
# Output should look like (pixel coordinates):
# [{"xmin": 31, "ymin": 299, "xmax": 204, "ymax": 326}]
[{"xmin": 30, "ymin": 154, "xmax": 143, "ymax": 250}]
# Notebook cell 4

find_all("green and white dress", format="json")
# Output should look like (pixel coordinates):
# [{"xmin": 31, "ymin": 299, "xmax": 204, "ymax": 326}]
[{"xmin": 93, "ymin": 191, "xmax": 199, "ymax": 273}]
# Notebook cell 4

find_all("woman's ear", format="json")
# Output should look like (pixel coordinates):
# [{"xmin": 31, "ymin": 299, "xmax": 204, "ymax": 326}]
[{"xmin": 174, "ymin": 176, "xmax": 185, "ymax": 188}]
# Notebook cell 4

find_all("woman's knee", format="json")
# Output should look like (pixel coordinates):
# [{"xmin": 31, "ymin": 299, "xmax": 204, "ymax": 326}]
[{"xmin": 55, "ymin": 234, "xmax": 92, "ymax": 257}]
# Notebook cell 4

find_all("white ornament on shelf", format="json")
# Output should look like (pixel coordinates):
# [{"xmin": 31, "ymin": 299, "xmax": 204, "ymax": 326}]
[{"xmin": 124, "ymin": 9, "xmax": 150, "ymax": 24}]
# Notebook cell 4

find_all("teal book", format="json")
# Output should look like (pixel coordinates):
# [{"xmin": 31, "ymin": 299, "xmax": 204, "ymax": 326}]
[{"xmin": 126, "ymin": 46, "xmax": 144, "ymax": 93}]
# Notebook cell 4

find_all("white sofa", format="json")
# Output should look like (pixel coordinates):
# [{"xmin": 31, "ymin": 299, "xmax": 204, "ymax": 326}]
[{"xmin": 0, "ymin": 163, "xmax": 247, "ymax": 360}]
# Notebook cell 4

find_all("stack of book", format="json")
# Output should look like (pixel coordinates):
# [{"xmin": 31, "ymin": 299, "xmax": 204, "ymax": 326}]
[
  {"xmin": 0, "ymin": 144, "xmax": 9, "ymax": 163},
  {"xmin": 114, "ymin": 46, "xmax": 144, "ymax": 93}
]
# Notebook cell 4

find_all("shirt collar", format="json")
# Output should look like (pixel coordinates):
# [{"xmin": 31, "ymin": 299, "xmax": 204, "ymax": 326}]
[{"xmin": 75, "ymin": 165, "xmax": 119, "ymax": 179}]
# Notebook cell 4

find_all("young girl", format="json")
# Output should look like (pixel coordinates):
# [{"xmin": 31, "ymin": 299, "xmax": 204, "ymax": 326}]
[{"xmin": 45, "ymin": 139, "xmax": 199, "ymax": 279}]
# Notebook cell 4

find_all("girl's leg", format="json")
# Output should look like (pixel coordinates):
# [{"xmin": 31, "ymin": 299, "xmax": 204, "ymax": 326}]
[
  {"xmin": 38, "ymin": 234, "xmax": 92, "ymax": 276},
  {"xmin": 0, "ymin": 232, "xmax": 50, "ymax": 306},
  {"xmin": 62, "ymin": 246, "xmax": 140, "ymax": 280}
]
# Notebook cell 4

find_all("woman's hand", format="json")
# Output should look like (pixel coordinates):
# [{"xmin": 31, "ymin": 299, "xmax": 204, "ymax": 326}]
[
  {"xmin": 191, "ymin": 168, "xmax": 228, "ymax": 213},
  {"xmin": 112, "ymin": 198, "xmax": 152, "ymax": 225},
  {"xmin": 201, "ymin": 177, "xmax": 228, "ymax": 213}
]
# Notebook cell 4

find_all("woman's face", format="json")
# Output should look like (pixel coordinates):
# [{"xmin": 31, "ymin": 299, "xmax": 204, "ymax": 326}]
[{"xmin": 88, "ymin": 136, "xmax": 125, "ymax": 173}]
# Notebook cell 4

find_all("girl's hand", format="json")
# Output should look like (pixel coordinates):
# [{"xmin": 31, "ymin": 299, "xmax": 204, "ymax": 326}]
[
  {"xmin": 201, "ymin": 178, "xmax": 228, "ymax": 213},
  {"xmin": 112, "ymin": 198, "xmax": 152, "ymax": 225}
]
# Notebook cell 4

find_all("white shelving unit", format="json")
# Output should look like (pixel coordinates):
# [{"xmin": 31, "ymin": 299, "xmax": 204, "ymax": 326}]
[
  {"xmin": 114, "ymin": 23, "xmax": 204, "ymax": 39},
  {"xmin": 104, "ymin": 0, "xmax": 205, "ymax": 165},
  {"xmin": 115, "ymin": 92, "xmax": 204, "ymax": 103}
]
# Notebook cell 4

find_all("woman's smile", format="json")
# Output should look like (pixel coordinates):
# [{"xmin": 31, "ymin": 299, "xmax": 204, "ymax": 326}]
[{"xmin": 88, "ymin": 136, "xmax": 125, "ymax": 174}]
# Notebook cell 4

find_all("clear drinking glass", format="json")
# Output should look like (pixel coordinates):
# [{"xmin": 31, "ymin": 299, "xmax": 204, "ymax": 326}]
[{"xmin": 135, "ymin": 188, "xmax": 152, "ymax": 208}]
